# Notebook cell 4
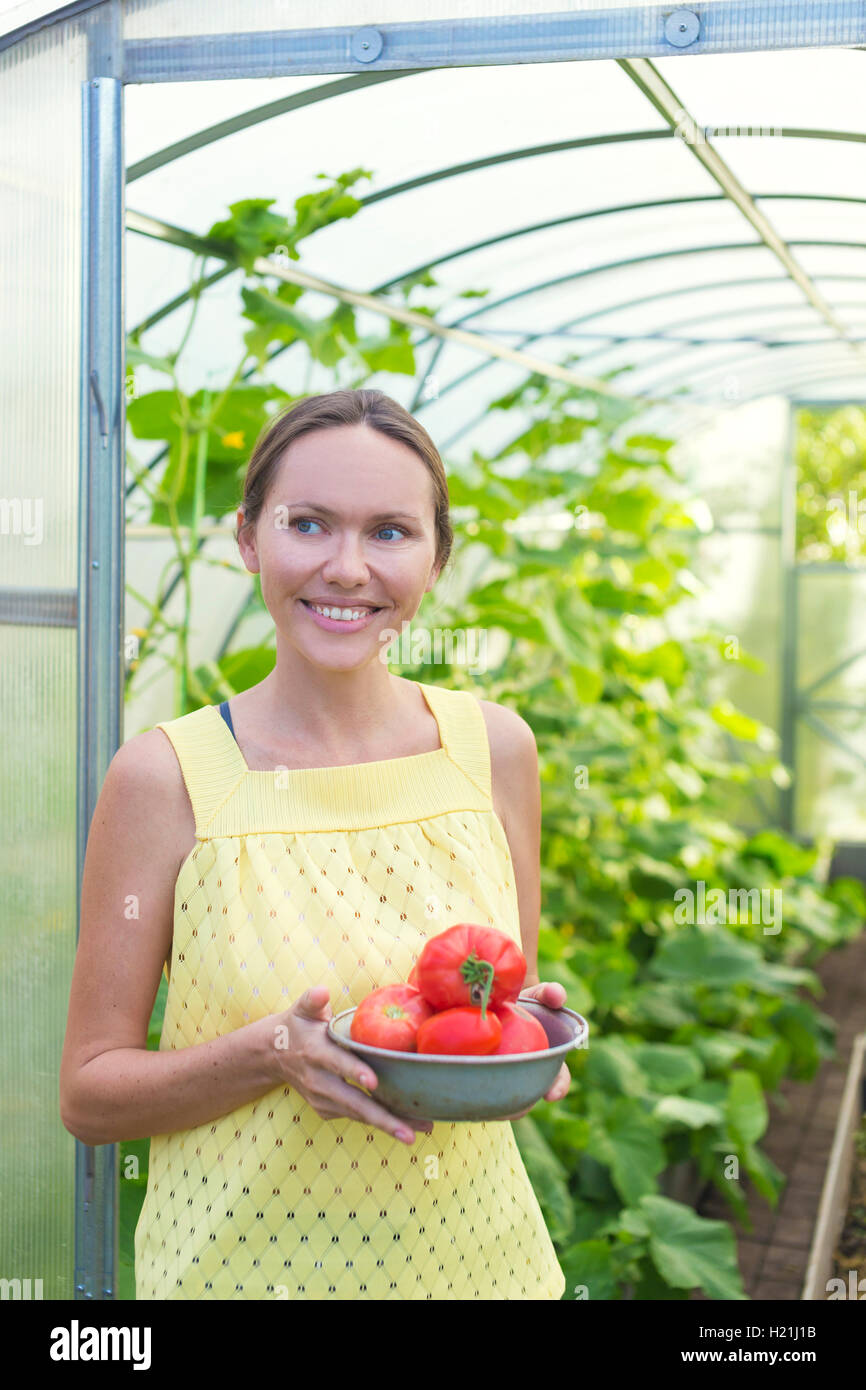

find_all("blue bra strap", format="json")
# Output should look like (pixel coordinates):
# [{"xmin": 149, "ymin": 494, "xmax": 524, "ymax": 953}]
[{"xmin": 218, "ymin": 700, "xmax": 236, "ymax": 740}]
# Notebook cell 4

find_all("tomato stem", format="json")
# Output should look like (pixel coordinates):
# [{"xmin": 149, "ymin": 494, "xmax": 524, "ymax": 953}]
[{"xmin": 461, "ymin": 954, "xmax": 495, "ymax": 1020}]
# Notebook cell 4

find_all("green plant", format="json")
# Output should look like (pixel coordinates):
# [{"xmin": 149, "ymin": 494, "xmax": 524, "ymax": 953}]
[{"xmin": 120, "ymin": 175, "xmax": 866, "ymax": 1301}]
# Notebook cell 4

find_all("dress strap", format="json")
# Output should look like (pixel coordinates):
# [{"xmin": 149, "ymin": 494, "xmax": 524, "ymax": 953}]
[
  {"xmin": 154, "ymin": 705, "xmax": 247, "ymax": 839},
  {"xmin": 419, "ymin": 682, "xmax": 492, "ymax": 803}
]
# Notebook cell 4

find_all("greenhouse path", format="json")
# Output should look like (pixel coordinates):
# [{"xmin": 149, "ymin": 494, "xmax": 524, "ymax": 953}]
[{"xmin": 691, "ymin": 926, "xmax": 866, "ymax": 1302}]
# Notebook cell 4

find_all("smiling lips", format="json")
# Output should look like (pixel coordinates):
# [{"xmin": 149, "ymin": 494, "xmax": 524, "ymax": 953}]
[
  {"xmin": 300, "ymin": 599, "xmax": 386, "ymax": 629},
  {"xmin": 302, "ymin": 599, "xmax": 382, "ymax": 614}
]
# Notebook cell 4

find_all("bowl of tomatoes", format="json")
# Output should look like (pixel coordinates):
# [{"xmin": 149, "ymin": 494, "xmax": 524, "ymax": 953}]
[{"xmin": 327, "ymin": 923, "xmax": 589, "ymax": 1122}]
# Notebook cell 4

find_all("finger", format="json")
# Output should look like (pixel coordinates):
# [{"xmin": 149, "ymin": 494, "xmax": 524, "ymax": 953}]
[
  {"xmin": 540, "ymin": 982, "xmax": 567, "ymax": 1007},
  {"xmin": 544, "ymin": 1064, "xmax": 571, "ymax": 1100},
  {"xmin": 327, "ymin": 1074, "xmax": 434, "ymax": 1141}
]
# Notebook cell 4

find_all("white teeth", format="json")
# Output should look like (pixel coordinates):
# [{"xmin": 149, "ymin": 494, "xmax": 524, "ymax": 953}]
[{"xmin": 308, "ymin": 603, "xmax": 373, "ymax": 621}]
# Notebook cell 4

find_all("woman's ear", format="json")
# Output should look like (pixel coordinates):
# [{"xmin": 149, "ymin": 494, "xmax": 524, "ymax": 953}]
[{"xmin": 236, "ymin": 509, "xmax": 260, "ymax": 574}]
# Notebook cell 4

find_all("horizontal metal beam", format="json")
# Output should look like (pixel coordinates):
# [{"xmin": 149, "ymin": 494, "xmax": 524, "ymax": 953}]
[
  {"xmin": 0, "ymin": 587, "xmax": 77, "ymax": 627},
  {"xmin": 120, "ymin": 4, "xmax": 866, "ymax": 84}
]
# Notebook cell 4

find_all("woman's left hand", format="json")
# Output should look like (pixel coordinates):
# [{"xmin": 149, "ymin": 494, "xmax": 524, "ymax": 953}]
[{"xmin": 494, "ymin": 981, "xmax": 571, "ymax": 1122}]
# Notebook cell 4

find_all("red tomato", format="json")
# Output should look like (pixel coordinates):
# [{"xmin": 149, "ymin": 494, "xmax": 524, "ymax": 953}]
[
  {"xmin": 350, "ymin": 984, "xmax": 434, "ymax": 1052},
  {"xmin": 490, "ymin": 1001, "xmax": 549, "ymax": 1055},
  {"xmin": 415, "ymin": 924, "xmax": 526, "ymax": 1018},
  {"xmin": 416, "ymin": 1006, "xmax": 502, "ymax": 1056},
  {"xmin": 408, "ymin": 960, "xmax": 420, "ymax": 989}
]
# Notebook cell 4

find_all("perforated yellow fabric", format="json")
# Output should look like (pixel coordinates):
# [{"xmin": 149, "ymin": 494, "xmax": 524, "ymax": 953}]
[{"xmin": 134, "ymin": 681, "xmax": 566, "ymax": 1300}]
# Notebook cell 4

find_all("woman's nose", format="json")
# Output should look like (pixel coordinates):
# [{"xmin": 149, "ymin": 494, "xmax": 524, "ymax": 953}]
[{"xmin": 320, "ymin": 534, "xmax": 371, "ymax": 584}]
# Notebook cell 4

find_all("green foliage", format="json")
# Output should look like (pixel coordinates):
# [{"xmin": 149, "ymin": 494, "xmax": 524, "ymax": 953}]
[
  {"xmin": 795, "ymin": 404, "xmax": 866, "ymax": 561},
  {"xmin": 123, "ymin": 173, "xmax": 866, "ymax": 1301}
]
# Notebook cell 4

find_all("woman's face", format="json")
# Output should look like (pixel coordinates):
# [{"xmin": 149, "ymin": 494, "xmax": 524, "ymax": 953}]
[{"xmin": 237, "ymin": 422, "xmax": 442, "ymax": 671}]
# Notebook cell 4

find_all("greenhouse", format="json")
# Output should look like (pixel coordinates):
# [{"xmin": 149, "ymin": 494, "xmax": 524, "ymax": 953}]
[{"xmin": 2, "ymin": 0, "xmax": 865, "ymax": 1315}]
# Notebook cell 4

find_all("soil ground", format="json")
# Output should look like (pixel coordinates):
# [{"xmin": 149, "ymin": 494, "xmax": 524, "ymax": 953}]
[{"xmin": 690, "ymin": 927, "xmax": 866, "ymax": 1300}]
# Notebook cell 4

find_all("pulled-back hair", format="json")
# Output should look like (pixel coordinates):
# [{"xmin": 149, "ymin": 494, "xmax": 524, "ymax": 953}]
[{"xmin": 235, "ymin": 388, "xmax": 453, "ymax": 577}]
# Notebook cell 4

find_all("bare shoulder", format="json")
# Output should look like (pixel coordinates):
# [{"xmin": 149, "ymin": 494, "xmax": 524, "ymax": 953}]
[
  {"xmin": 475, "ymin": 699, "xmax": 538, "ymax": 833},
  {"xmin": 110, "ymin": 726, "xmax": 185, "ymax": 796},
  {"xmin": 476, "ymin": 698, "xmax": 538, "ymax": 764},
  {"xmin": 106, "ymin": 727, "xmax": 197, "ymax": 875}
]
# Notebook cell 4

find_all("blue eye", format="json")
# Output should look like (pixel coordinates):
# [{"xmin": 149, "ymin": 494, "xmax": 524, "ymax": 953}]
[{"xmin": 290, "ymin": 518, "xmax": 407, "ymax": 541}]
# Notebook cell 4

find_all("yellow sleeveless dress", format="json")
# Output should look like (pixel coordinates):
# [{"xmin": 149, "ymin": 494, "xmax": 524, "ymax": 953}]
[{"xmin": 134, "ymin": 680, "xmax": 566, "ymax": 1300}]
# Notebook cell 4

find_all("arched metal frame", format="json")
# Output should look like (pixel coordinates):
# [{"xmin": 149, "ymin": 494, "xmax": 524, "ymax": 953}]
[{"xmin": 2, "ymin": 0, "xmax": 864, "ymax": 1303}]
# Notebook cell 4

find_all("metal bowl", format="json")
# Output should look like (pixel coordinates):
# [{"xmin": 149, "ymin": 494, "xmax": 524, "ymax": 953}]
[{"xmin": 327, "ymin": 996, "xmax": 589, "ymax": 1122}]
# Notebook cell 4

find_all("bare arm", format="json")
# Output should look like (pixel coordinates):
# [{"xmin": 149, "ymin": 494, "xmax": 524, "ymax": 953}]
[
  {"xmin": 481, "ymin": 699, "xmax": 571, "ymax": 1117},
  {"xmin": 59, "ymin": 728, "xmax": 431, "ymax": 1147},
  {"xmin": 479, "ymin": 699, "xmax": 542, "ymax": 981},
  {"xmin": 59, "ymin": 729, "xmax": 281, "ymax": 1146}
]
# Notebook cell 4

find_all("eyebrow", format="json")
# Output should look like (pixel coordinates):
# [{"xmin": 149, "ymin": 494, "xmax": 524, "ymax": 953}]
[{"xmin": 287, "ymin": 502, "xmax": 421, "ymax": 522}]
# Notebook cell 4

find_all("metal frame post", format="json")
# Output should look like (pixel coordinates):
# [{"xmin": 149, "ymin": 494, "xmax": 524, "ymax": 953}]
[{"xmin": 76, "ymin": 70, "xmax": 125, "ymax": 1300}]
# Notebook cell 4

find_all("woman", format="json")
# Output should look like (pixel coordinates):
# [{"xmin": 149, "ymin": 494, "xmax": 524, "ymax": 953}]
[{"xmin": 60, "ymin": 388, "xmax": 571, "ymax": 1299}]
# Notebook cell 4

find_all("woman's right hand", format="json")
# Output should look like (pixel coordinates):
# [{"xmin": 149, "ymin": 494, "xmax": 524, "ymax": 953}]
[{"xmin": 265, "ymin": 985, "xmax": 434, "ymax": 1145}]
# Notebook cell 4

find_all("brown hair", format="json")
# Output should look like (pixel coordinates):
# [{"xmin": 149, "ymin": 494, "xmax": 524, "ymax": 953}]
[{"xmin": 235, "ymin": 388, "xmax": 453, "ymax": 577}]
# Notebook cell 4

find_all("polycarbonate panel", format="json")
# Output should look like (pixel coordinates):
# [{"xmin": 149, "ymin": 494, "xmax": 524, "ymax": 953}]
[
  {"xmin": 670, "ymin": 393, "xmax": 788, "ymax": 530},
  {"xmin": 798, "ymin": 570, "xmax": 866, "ymax": 694},
  {"xmin": 0, "ymin": 29, "xmax": 84, "ymax": 588},
  {"xmin": 0, "ymin": 622, "xmax": 79, "ymax": 1298},
  {"xmin": 657, "ymin": 46, "xmax": 866, "ymax": 212},
  {"xmin": 650, "ymin": 341, "xmax": 865, "ymax": 406},
  {"xmin": 121, "ymin": 0, "xmax": 709, "ymax": 41},
  {"xmin": 796, "ymin": 733, "xmax": 866, "ymax": 842},
  {"xmin": 123, "ymin": 72, "xmax": 335, "ymax": 170},
  {"xmin": 658, "ymin": 45, "xmax": 866, "ymax": 134},
  {"xmin": 667, "ymin": 396, "xmax": 787, "ymax": 827},
  {"xmin": 796, "ymin": 570, "xmax": 866, "ymax": 842},
  {"xmin": 797, "ymin": 723, "xmax": 866, "ymax": 843},
  {"xmin": 0, "ymin": 15, "xmax": 93, "ymax": 1301},
  {"xmin": 692, "ymin": 532, "xmax": 784, "ymax": 831},
  {"xmin": 713, "ymin": 344, "xmax": 866, "ymax": 405}
]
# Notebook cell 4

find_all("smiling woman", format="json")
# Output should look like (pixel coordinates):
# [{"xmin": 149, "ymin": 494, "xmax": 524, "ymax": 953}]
[{"xmin": 63, "ymin": 387, "xmax": 568, "ymax": 1302}]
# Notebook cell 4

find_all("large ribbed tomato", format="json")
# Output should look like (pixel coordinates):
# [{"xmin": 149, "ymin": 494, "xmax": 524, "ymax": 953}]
[
  {"xmin": 416, "ymin": 1006, "xmax": 502, "ymax": 1056},
  {"xmin": 490, "ymin": 1001, "xmax": 549, "ymax": 1055},
  {"xmin": 350, "ymin": 984, "xmax": 434, "ymax": 1052},
  {"xmin": 415, "ymin": 924, "xmax": 526, "ymax": 1019}
]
